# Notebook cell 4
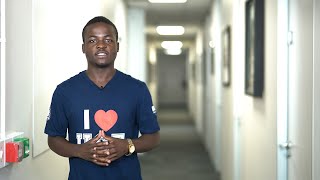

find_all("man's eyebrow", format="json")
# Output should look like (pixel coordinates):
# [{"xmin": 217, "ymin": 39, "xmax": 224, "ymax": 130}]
[{"xmin": 87, "ymin": 34, "xmax": 113, "ymax": 38}]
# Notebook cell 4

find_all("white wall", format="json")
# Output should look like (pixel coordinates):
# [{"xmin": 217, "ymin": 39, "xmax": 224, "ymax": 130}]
[
  {"xmin": 240, "ymin": 0, "xmax": 278, "ymax": 179},
  {"xmin": 203, "ymin": 11, "xmax": 216, "ymax": 169},
  {"xmin": 127, "ymin": 8, "xmax": 146, "ymax": 82},
  {"xmin": 194, "ymin": 30, "xmax": 204, "ymax": 134},
  {"xmin": 205, "ymin": 0, "xmax": 278, "ymax": 180},
  {"xmin": 114, "ymin": 0, "xmax": 128, "ymax": 72},
  {"xmin": 220, "ymin": 0, "xmax": 235, "ymax": 179},
  {"xmin": 231, "ymin": 0, "xmax": 245, "ymax": 179},
  {"xmin": 187, "ymin": 34, "xmax": 203, "ymax": 130},
  {"xmin": 0, "ymin": 0, "xmax": 127, "ymax": 179},
  {"xmin": 187, "ymin": 45, "xmax": 196, "ymax": 117},
  {"xmin": 203, "ymin": 0, "xmax": 317, "ymax": 180},
  {"xmin": 212, "ymin": 0, "xmax": 223, "ymax": 172},
  {"xmin": 147, "ymin": 45, "xmax": 158, "ymax": 108}
]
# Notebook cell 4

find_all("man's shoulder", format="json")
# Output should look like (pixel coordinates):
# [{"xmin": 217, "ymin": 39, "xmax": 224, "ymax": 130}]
[
  {"xmin": 56, "ymin": 71, "xmax": 85, "ymax": 90},
  {"xmin": 117, "ymin": 70, "xmax": 146, "ymax": 88}
]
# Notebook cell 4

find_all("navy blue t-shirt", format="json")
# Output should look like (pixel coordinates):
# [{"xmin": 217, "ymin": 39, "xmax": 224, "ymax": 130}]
[{"xmin": 44, "ymin": 70, "xmax": 160, "ymax": 180}]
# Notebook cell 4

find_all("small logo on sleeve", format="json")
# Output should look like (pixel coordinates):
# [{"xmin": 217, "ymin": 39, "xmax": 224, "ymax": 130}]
[{"xmin": 46, "ymin": 108, "xmax": 51, "ymax": 121}]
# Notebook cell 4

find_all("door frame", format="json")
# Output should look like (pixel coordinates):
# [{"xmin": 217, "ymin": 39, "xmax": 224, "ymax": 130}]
[
  {"xmin": 277, "ymin": 0, "xmax": 289, "ymax": 179},
  {"xmin": 313, "ymin": 0, "xmax": 320, "ymax": 179}
]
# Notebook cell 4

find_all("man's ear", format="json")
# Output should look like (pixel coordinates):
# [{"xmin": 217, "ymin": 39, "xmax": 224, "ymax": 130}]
[
  {"xmin": 117, "ymin": 42, "xmax": 119, "ymax": 52},
  {"xmin": 82, "ymin": 44, "xmax": 85, "ymax": 53}
]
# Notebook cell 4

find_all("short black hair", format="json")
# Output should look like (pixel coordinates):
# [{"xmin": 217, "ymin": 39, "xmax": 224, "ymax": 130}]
[{"xmin": 82, "ymin": 16, "xmax": 118, "ymax": 43}]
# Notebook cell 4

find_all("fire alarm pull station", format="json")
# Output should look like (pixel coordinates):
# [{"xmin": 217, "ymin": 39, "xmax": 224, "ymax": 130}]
[{"xmin": 6, "ymin": 142, "xmax": 24, "ymax": 163}]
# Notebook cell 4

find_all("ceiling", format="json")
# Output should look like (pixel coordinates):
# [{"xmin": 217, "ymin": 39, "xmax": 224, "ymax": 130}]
[{"xmin": 124, "ymin": 0, "xmax": 213, "ymax": 46}]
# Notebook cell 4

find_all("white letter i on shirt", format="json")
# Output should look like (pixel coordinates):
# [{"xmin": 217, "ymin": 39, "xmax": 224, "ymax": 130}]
[{"xmin": 84, "ymin": 109, "xmax": 90, "ymax": 129}]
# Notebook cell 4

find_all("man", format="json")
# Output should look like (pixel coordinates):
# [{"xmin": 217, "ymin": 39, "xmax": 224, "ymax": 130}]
[{"xmin": 44, "ymin": 16, "xmax": 160, "ymax": 180}]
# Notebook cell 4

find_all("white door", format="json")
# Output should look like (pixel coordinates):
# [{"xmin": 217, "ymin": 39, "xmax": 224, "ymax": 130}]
[
  {"xmin": 288, "ymin": 0, "xmax": 313, "ymax": 179},
  {"xmin": 278, "ymin": 0, "xmax": 313, "ymax": 180},
  {"xmin": 277, "ymin": 1, "xmax": 290, "ymax": 179}
]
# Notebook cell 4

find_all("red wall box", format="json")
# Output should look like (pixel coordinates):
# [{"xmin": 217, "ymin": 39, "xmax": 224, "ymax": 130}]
[{"xmin": 6, "ymin": 142, "xmax": 23, "ymax": 163}]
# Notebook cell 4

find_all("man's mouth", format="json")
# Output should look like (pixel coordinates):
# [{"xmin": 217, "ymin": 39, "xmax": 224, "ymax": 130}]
[{"xmin": 96, "ymin": 51, "xmax": 108, "ymax": 56}]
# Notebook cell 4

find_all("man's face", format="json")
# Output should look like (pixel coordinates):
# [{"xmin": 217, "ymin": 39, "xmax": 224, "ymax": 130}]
[{"xmin": 82, "ymin": 22, "xmax": 119, "ymax": 68}]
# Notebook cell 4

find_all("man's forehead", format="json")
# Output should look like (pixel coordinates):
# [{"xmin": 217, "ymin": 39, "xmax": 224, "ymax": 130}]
[
  {"xmin": 86, "ymin": 22, "xmax": 113, "ymax": 30},
  {"xmin": 85, "ymin": 23, "xmax": 115, "ymax": 34}
]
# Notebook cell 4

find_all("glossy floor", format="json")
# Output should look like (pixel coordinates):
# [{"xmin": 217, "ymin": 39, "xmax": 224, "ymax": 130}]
[{"xmin": 139, "ymin": 107, "xmax": 220, "ymax": 180}]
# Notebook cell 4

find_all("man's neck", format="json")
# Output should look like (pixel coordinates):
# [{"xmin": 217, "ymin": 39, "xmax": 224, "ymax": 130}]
[{"xmin": 86, "ymin": 67, "xmax": 116, "ymax": 88}]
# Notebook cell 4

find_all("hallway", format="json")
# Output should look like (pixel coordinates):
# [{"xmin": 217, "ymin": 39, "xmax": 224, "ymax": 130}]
[
  {"xmin": 139, "ymin": 108, "xmax": 220, "ymax": 180},
  {"xmin": 1, "ymin": 1, "xmax": 319, "ymax": 180}
]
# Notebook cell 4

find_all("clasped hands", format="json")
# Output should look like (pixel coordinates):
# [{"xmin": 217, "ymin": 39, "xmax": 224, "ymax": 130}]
[{"xmin": 78, "ymin": 130, "xmax": 128, "ymax": 166}]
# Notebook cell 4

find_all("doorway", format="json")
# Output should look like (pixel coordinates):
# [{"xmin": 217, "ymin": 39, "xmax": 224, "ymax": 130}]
[{"xmin": 157, "ymin": 50, "xmax": 187, "ymax": 109}]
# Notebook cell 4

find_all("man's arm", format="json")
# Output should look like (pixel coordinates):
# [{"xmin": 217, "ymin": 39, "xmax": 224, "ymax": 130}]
[
  {"xmin": 48, "ymin": 136, "xmax": 82, "ymax": 158},
  {"xmin": 100, "ymin": 131, "xmax": 160, "ymax": 162},
  {"xmin": 133, "ymin": 131, "xmax": 160, "ymax": 153}
]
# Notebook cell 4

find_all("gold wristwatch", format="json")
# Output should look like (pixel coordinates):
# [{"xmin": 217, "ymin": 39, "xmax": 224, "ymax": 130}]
[{"xmin": 125, "ymin": 139, "xmax": 135, "ymax": 156}]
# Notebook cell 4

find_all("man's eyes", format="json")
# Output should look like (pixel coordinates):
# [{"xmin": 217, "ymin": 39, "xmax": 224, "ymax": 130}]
[{"xmin": 88, "ymin": 39, "xmax": 113, "ymax": 43}]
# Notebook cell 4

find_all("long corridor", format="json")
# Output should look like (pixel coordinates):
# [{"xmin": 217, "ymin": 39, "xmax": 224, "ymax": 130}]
[{"xmin": 139, "ymin": 107, "xmax": 220, "ymax": 180}]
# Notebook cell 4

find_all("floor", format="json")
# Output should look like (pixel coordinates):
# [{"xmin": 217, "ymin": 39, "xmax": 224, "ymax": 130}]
[{"xmin": 139, "ymin": 108, "xmax": 221, "ymax": 180}]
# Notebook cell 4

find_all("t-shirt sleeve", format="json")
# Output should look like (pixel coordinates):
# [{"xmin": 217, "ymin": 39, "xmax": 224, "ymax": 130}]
[
  {"xmin": 44, "ymin": 86, "xmax": 69, "ymax": 138},
  {"xmin": 137, "ymin": 83, "xmax": 160, "ymax": 134}
]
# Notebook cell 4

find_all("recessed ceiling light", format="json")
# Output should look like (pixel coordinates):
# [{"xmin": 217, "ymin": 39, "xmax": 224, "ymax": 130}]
[
  {"xmin": 156, "ymin": 26, "xmax": 185, "ymax": 35},
  {"xmin": 161, "ymin": 41, "xmax": 183, "ymax": 49},
  {"xmin": 149, "ymin": 0, "xmax": 187, "ymax": 3},
  {"xmin": 164, "ymin": 48, "xmax": 182, "ymax": 55}
]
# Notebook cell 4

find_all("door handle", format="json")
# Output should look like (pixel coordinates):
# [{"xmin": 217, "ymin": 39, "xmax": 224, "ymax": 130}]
[
  {"xmin": 279, "ymin": 141, "xmax": 293, "ymax": 150},
  {"xmin": 279, "ymin": 141, "xmax": 293, "ymax": 158}
]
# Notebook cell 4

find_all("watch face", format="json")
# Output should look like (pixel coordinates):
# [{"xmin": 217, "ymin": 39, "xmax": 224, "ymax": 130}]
[{"xmin": 129, "ymin": 145, "xmax": 135, "ymax": 153}]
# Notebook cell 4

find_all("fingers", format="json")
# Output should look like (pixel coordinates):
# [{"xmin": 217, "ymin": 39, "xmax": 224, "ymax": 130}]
[
  {"xmin": 91, "ymin": 148, "xmax": 111, "ymax": 166},
  {"xmin": 92, "ymin": 154, "xmax": 112, "ymax": 166},
  {"xmin": 94, "ymin": 147, "xmax": 110, "ymax": 156},
  {"xmin": 93, "ymin": 147, "xmax": 118, "ymax": 160},
  {"xmin": 106, "ymin": 153, "xmax": 119, "ymax": 162},
  {"xmin": 93, "ymin": 159, "xmax": 111, "ymax": 166},
  {"xmin": 91, "ymin": 132, "xmax": 103, "ymax": 143},
  {"xmin": 100, "ymin": 130, "xmax": 116, "ymax": 142},
  {"xmin": 89, "ymin": 130, "xmax": 124, "ymax": 166},
  {"xmin": 93, "ymin": 152, "xmax": 118, "ymax": 165}
]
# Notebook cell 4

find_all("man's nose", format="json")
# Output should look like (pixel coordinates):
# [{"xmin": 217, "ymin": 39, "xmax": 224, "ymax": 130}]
[{"xmin": 96, "ymin": 40, "xmax": 107, "ymax": 49}]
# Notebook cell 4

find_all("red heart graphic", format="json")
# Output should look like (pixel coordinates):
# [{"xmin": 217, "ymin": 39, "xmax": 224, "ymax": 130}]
[{"xmin": 94, "ymin": 109, "xmax": 118, "ymax": 131}]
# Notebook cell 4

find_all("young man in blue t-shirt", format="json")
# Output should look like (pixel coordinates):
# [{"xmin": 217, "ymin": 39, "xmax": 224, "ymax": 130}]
[{"xmin": 44, "ymin": 16, "xmax": 160, "ymax": 180}]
